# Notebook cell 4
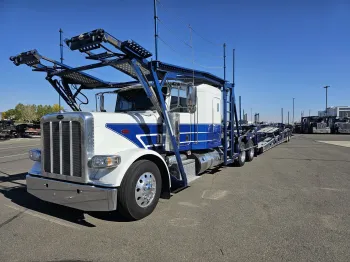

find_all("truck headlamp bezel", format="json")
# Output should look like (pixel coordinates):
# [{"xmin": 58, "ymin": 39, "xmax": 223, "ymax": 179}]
[{"xmin": 90, "ymin": 155, "xmax": 121, "ymax": 169}]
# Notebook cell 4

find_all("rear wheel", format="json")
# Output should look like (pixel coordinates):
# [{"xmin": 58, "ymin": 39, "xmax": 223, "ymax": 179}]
[
  {"xmin": 118, "ymin": 160, "xmax": 162, "ymax": 221},
  {"xmin": 245, "ymin": 140, "xmax": 254, "ymax": 162},
  {"xmin": 234, "ymin": 141, "xmax": 246, "ymax": 167}
]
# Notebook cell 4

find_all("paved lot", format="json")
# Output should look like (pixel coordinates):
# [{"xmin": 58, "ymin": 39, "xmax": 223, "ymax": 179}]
[{"xmin": 0, "ymin": 135, "xmax": 350, "ymax": 262}]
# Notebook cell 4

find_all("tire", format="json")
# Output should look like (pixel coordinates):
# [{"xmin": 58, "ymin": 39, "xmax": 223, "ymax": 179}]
[
  {"xmin": 234, "ymin": 141, "xmax": 246, "ymax": 167},
  {"xmin": 245, "ymin": 140, "xmax": 254, "ymax": 162},
  {"xmin": 118, "ymin": 159, "xmax": 162, "ymax": 221}
]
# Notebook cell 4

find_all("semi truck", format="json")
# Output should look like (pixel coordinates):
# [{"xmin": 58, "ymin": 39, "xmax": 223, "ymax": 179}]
[
  {"xmin": 333, "ymin": 117, "xmax": 350, "ymax": 134},
  {"xmin": 300, "ymin": 116, "xmax": 350, "ymax": 134},
  {"xmin": 301, "ymin": 116, "xmax": 332, "ymax": 134},
  {"xmin": 10, "ymin": 29, "xmax": 290, "ymax": 220}
]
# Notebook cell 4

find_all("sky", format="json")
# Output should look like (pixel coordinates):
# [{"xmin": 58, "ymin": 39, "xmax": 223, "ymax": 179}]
[{"xmin": 0, "ymin": 0, "xmax": 349, "ymax": 122}]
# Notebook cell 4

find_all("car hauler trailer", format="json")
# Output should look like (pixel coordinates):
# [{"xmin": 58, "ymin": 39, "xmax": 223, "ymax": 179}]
[
  {"xmin": 0, "ymin": 120, "xmax": 17, "ymax": 139},
  {"xmin": 10, "ymin": 29, "xmax": 253, "ymax": 220},
  {"xmin": 235, "ymin": 123, "xmax": 292, "ymax": 156},
  {"xmin": 255, "ymin": 124, "xmax": 291, "ymax": 154}
]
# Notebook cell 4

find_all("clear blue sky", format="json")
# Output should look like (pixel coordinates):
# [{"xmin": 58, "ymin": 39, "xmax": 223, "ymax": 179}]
[{"xmin": 1, "ymin": 0, "xmax": 349, "ymax": 122}]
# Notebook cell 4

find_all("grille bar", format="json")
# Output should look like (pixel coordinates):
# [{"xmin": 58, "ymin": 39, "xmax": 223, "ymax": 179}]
[
  {"xmin": 43, "ymin": 120, "xmax": 82, "ymax": 177},
  {"xmin": 59, "ymin": 121, "xmax": 62, "ymax": 174},
  {"xmin": 50, "ymin": 122, "xmax": 53, "ymax": 173},
  {"xmin": 70, "ymin": 121, "xmax": 73, "ymax": 176}
]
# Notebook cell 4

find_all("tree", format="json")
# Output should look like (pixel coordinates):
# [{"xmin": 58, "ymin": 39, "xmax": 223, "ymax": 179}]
[
  {"xmin": 3, "ymin": 109, "xmax": 18, "ymax": 120},
  {"xmin": 21, "ymin": 104, "xmax": 37, "ymax": 123},
  {"xmin": 4, "ymin": 103, "xmax": 65, "ymax": 123},
  {"xmin": 14, "ymin": 103, "xmax": 25, "ymax": 120},
  {"xmin": 52, "ymin": 104, "xmax": 64, "ymax": 113},
  {"xmin": 36, "ymin": 105, "xmax": 53, "ymax": 121}
]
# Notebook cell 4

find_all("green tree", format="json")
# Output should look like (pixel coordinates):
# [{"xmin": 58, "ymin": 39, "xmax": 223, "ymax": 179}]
[
  {"xmin": 21, "ymin": 104, "xmax": 37, "ymax": 123},
  {"xmin": 36, "ymin": 105, "xmax": 54, "ymax": 121},
  {"xmin": 52, "ymin": 104, "xmax": 64, "ymax": 112},
  {"xmin": 14, "ymin": 103, "xmax": 25, "ymax": 120},
  {"xmin": 4, "ymin": 103, "xmax": 65, "ymax": 123},
  {"xmin": 3, "ymin": 109, "xmax": 18, "ymax": 120}
]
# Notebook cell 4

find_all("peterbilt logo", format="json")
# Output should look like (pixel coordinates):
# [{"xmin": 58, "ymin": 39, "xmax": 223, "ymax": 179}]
[{"xmin": 57, "ymin": 115, "xmax": 64, "ymax": 120}]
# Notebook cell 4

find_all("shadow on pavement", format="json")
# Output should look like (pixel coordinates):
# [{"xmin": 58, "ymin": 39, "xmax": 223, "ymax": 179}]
[
  {"xmin": 0, "ymin": 172, "xmax": 131, "ymax": 227},
  {"xmin": 272, "ymin": 157, "xmax": 350, "ymax": 163}
]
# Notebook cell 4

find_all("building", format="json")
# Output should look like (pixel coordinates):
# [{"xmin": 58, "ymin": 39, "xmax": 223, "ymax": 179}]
[
  {"xmin": 318, "ymin": 106, "xmax": 350, "ymax": 118},
  {"xmin": 254, "ymin": 113, "xmax": 260, "ymax": 124}
]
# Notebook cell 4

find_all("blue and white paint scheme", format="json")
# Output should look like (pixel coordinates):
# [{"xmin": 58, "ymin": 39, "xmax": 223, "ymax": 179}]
[
  {"xmin": 93, "ymin": 84, "xmax": 222, "ymax": 153},
  {"xmin": 28, "ymin": 84, "xmax": 222, "ymax": 189},
  {"xmin": 87, "ymin": 84, "xmax": 222, "ymax": 187}
]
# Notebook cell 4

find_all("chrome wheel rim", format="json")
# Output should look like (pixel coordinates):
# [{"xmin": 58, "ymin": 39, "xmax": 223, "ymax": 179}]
[
  {"xmin": 135, "ymin": 172, "xmax": 156, "ymax": 208},
  {"xmin": 249, "ymin": 148, "xmax": 254, "ymax": 159},
  {"xmin": 240, "ymin": 147, "xmax": 246, "ymax": 162}
]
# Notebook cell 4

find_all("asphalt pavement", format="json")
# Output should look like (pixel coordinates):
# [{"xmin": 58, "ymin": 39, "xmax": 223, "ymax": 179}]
[{"xmin": 0, "ymin": 135, "xmax": 350, "ymax": 262}]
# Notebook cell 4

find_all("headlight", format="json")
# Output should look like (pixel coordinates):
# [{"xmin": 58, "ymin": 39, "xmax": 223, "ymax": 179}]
[
  {"xmin": 29, "ymin": 149, "xmax": 41, "ymax": 162},
  {"xmin": 90, "ymin": 155, "xmax": 121, "ymax": 168}
]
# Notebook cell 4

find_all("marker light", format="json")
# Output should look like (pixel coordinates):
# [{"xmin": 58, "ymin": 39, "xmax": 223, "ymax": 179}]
[
  {"xmin": 90, "ymin": 155, "xmax": 121, "ymax": 169},
  {"xmin": 29, "ymin": 149, "xmax": 41, "ymax": 162}
]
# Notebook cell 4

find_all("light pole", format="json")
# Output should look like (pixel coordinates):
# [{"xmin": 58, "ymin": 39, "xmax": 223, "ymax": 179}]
[
  {"xmin": 292, "ymin": 98, "xmax": 295, "ymax": 123},
  {"xmin": 324, "ymin": 85, "xmax": 330, "ymax": 115},
  {"xmin": 281, "ymin": 108, "xmax": 283, "ymax": 123},
  {"xmin": 250, "ymin": 108, "xmax": 252, "ymax": 123}
]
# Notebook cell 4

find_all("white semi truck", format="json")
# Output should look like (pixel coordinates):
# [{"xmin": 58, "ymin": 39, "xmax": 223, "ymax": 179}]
[{"xmin": 10, "ymin": 29, "xmax": 288, "ymax": 220}]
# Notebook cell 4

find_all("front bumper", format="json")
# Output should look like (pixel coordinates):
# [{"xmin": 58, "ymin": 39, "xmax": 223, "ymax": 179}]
[
  {"xmin": 26, "ymin": 174, "xmax": 117, "ymax": 211},
  {"xmin": 339, "ymin": 129, "xmax": 350, "ymax": 133}
]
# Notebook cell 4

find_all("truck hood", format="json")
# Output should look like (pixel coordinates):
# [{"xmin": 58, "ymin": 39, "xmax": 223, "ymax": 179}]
[{"xmin": 91, "ymin": 111, "xmax": 162, "ymax": 154}]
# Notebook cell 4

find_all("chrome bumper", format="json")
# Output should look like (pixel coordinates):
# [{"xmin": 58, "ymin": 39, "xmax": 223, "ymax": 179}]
[{"xmin": 26, "ymin": 174, "xmax": 117, "ymax": 211}]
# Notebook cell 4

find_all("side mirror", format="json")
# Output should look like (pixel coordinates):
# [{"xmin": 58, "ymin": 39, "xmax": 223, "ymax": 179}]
[
  {"xmin": 99, "ymin": 94, "xmax": 105, "ymax": 112},
  {"xmin": 186, "ymin": 84, "xmax": 197, "ymax": 113}
]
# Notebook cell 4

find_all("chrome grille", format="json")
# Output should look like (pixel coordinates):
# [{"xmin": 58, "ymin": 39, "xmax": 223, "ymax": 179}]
[
  {"xmin": 316, "ymin": 123, "xmax": 327, "ymax": 129},
  {"xmin": 43, "ymin": 120, "xmax": 82, "ymax": 177},
  {"xmin": 339, "ymin": 123, "xmax": 350, "ymax": 130}
]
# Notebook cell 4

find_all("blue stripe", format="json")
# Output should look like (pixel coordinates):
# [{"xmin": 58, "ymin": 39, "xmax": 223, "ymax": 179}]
[{"xmin": 106, "ymin": 123, "xmax": 221, "ymax": 150}]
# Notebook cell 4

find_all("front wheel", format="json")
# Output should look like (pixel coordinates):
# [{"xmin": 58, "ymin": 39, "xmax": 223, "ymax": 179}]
[{"xmin": 118, "ymin": 159, "xmax": 162, "ymax": 221}]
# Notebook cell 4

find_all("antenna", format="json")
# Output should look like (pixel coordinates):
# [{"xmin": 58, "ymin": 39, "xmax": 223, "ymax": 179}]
[
  {"xmin": 232, "ymin": 49, "xmax": 235, "ymax": 87},
  {"xmin": 59, "ymin": 28, "xmax": 64, "ymax": 112},
  {"xmin": 153, "ymin": 0, "xmax": 159, "ymax": 61},
  {"xmin": 189, "ymin": 24, "xmax": 194, "ymax": 85},
  {"xmin": 239, "ymin": 96, "xmax": 242, "ymax": 123},
  {"xmin": 223, "ymin": 43, "xmax": 226, "ymax": 81}
]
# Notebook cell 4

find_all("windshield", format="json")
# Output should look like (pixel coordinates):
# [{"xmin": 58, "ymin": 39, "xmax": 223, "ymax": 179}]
[{"xmin": 115, "ymin": 89, "xmax": 155, "ymax": 112}]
